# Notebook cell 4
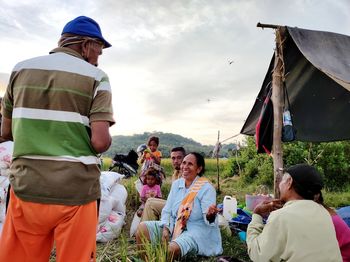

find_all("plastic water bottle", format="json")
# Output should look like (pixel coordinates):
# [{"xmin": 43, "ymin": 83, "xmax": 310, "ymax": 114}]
[
  {"xmin": 283, "ymin": 110, "xmax": 292, "ymax": 126},
  {"xmin": 223, "ymin": 195, "xmax": 237, "ymax": 221}
]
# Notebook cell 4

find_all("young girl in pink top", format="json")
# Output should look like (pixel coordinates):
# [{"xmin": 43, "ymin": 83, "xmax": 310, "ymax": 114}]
[{"xmin": 137, "ymin": 168, "xmax": 162, "ymax": 217}]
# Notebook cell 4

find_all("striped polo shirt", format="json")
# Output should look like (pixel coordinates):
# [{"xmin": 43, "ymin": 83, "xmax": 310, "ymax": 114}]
[{"xmin": 2, "ymin": 47, "xmax": 115, "ymax": 205}]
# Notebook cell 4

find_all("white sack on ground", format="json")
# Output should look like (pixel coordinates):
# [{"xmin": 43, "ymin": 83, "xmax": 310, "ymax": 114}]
[
  {"xmin": 98, "ymin": 171, "xmax": 127, "ymax": 241},
  {"xmin": 218, "ymin": 214, "xmax": 231, "ymax": 236},
  {"xmin": 0, "ymin": 142, "xmax": 13, "ymax": 163},
  {"xmin": 109, "ymin": 184, "xmax": 127, "ymax": 214},
  {"xmin": 130, "ymin": 212, "xmax": 141, "ymax": 237},
  {"xmin": 0, "ymin": 142, "xmax": 13, "ymax": 232},
  {"xmin": 134, "ymin": 179, "xmax": 142, "ymax": 195},
  {"xmin": 98, "ymin": 192, "xmax": 127, "ymax": 222},
  {"xmin": 100, "ymin": 171, "xmax": 124, "ymax": 198},
  {"xmin": 96, "ymin": 211, "xmax": 125, "ymax": 242},
  {"xmin": 99, "ymin": 197, "xmax": 114, "ymax": 223},
  {"xmin": 0, "ymin": 175, "xmax": 9, "ymax": 225}
]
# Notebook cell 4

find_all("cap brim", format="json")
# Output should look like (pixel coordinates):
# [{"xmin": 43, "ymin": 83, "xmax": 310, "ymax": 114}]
[{"xmin": 103, "ymin": 39, "xmax": 111, "ymax": 48}]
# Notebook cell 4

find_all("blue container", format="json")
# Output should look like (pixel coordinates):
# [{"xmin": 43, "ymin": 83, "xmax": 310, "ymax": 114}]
[
  {"xmin": 337, "ymin": 206, "xmax": 350, "ymax": 227},
  {"xmin": 231, "ymin": 208, "xmax": 252, "ymax": 224},
  {"xmin": 238, "ymin": 231, "xmax": 247, "ymax": 242}
]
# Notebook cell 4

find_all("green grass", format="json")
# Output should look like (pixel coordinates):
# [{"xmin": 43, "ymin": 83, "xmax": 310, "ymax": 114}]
[{"xmin": 323, "ymin": 187, "xmax": 350, "ymax": 208}]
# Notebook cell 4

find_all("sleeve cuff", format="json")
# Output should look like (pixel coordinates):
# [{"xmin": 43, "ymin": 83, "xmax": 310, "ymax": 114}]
[
  {"xmin": 251, "ymin": 213, "xmax": 264, "ymax": 224},
  {"xmin": 90, "ymin": 112, "xmax": 115, "ymax": 126}
]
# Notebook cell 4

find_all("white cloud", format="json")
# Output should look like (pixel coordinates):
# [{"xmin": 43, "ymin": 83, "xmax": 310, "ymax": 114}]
[{"xmin": 0, "ymin": 0, "xmax": 349, "ymax": 144}]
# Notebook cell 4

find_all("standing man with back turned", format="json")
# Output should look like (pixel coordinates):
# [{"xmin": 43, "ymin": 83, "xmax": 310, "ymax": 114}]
[{"xmin": 0, "ymin": 16, "xmax": 114, "ymax": 262}]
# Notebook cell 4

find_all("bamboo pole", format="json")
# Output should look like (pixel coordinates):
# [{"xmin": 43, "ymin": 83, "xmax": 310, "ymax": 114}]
[
  {"xmin": 271, "ymin": 27, "xmax": 286, "ymax": 198},
  {"xmin": 216, "ymin": 130, "xmax": 221, "ymax": 193}
]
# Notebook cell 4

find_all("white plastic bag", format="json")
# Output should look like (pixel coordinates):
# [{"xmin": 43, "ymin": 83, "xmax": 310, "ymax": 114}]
[
  {"xmin": 99, "ymin": 198, "xmax": 113, "ymax": 223},
  {"xmin": 134, "ymin": 179, "xmax": 143, "ymax": 195},
  {"xmin": 109, "ymin": 183, "xmax": 127, "ymax": 206},
  {"xmin": 97, "ymin": 171, "xmax": 128, "ymax": 241},
  {"xmin": 218, "ymin": 214, "xmax": 231, "ymax": 236},
  {"xmin": 109, "ymin": 196, "xmax": 126, "ymax": 215},
  {"xmin": 129, "ymin": 212, "xmax": 141, "ymax": 237},
  {"xmin": 0, "ymin": 142, "xmax": 13, "ymax": 164},
  {"xmin": 96, "ymin": 211, "xmax": 125, "ymax": 242},
  {"xmin": 100, "ymin": 171, "xmax": 124, "ymax": 198},
  {"xmin": 0, "ymin": 170, "xmax": 10, "ymax": 225}
]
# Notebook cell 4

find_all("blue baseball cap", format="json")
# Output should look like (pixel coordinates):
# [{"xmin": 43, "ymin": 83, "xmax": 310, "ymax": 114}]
[{"xmin": 62, "ymin": 16, "xmax": 111, "ymax": 48}]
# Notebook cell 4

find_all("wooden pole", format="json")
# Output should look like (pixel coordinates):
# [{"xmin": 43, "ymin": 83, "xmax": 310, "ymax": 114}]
[
  {"xmin": 256, "ymin": 22, "xmax": 279, "ymax": 29},
  {"xmin": 216, "ymin": 130, "xmax": 221, "ymax": 193},
  {"xmin": 271, "ymin": 27, "xmax": 286, "ymax": 198}
]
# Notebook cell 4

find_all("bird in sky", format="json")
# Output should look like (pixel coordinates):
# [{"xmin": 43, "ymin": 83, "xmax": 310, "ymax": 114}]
[{"xmin": 228, "ymin": 59, "xmax": 234, "ymax": 65}]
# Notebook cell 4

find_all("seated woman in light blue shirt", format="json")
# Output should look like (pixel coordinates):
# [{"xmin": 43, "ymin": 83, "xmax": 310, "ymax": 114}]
[{"xmin": 136, "ymin": 152, "xmax": 223, "ymax": 260}]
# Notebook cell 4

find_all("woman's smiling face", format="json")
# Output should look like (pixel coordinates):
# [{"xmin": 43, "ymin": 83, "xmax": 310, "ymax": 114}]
[{"xmin": 181, "ymin": 154, "xmax": 202, "ymax": 183}]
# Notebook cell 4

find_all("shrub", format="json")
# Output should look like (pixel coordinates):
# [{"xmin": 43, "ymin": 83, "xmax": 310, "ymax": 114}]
[
  {"xmin": 316, "ymin": 142, "xmax": 350, "ymax": 191},
  {"xmin": 226, "ymin": 137, "xmax": 350, "ymax": 191}
]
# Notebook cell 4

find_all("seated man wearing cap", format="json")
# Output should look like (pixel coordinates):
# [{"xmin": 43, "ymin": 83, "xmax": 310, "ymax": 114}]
[
  {"xmin": 246, "ymin": 164, "xmax": 342, "ymax": 262},
  {"xmin": 0, "ymin": 16, "xmax": 114, "ymax": 262}
]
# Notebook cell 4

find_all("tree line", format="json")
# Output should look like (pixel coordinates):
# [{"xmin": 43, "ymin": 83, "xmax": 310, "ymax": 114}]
[
  {"xmin": 224, "ymin": 136, "xmax": 350, "ymax": 191},
  {"xmin": 104, "ymin": 131, "xmax": 237, "ymax": 158}
]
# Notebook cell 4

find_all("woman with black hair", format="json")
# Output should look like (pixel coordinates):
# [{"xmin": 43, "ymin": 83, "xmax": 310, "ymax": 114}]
[
  {"xmin": 247, "ymin": 164, "xmax": 342, "ymax": 262},
  {"xmin": 136, "ymin": 152, "xmax": 222, "ymax": 259}
]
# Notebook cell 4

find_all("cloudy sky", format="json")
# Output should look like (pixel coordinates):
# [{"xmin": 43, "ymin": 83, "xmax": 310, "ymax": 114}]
[{"xmin": 0, "ymin": 0, "xmax": 349, "ymax": 145}]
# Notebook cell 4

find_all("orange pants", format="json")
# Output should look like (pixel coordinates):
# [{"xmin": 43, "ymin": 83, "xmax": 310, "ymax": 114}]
[{"xmin": 0, "ymin": 189, "xmax": 97, "ymax": 262}]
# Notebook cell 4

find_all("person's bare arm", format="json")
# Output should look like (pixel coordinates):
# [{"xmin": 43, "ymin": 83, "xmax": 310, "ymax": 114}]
[
  {"xmin": 1, "ymin": 116, "xmax": 12, "ymax": 141},
  {"xmin": 140, "ymin": 151, "xmax": 146, "ymax": 163},
  {"xmin": 90, "ymin": 121, "xmax": 111, "ymax": 153},
  {"xmin": 253, "ymin": 199, "xmax": 284, "ymax": 218},
  {"xmin": 141, "ymin": 196, "xmax": 147, "ymax": 203}
]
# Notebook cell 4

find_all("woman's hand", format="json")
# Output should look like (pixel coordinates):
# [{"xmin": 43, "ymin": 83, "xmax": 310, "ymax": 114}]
[
  {"xmin": 162, "ymin": 227, "xmax": 170, "ymax": 243},
  {"xmin": 253, "ymin": 199, "xmax": 284, "ymax": 218},
  {"xmin": 206, "ymin": 204, "xmax": 220, "ymax": 223}
]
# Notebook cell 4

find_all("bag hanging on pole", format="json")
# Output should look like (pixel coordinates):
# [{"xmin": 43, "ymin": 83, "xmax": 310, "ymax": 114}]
[
  {"xmin": 255, "ymin": 85, "xmax": 273, "ymax": 154},
  {"xmin": 282, "ymin": 83, "xmax": 296, "ymax": 142}
]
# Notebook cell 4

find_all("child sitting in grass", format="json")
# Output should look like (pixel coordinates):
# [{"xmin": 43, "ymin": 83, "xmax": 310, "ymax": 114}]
[{"xmin": 137, "ymin": 168, "xmax": 162, "ymax": 217}]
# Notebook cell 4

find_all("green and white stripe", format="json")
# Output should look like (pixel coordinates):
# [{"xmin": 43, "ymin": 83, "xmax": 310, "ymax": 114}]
[
  {"xmin": 14, "ymin": 52, "xmax": 110, "ymax": 83},
  {"xmin": 21, "ymin": 155, "xmax": 99, "ymax": 165},
  {"xmin": 13, "ymin": 107, "xmax": 90, "ymax": 126}
]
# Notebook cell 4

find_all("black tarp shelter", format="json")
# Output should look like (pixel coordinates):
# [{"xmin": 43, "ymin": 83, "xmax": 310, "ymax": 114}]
[{"xmin": 241, "ymin": 26, "xmax": 350, "ymax": 142}]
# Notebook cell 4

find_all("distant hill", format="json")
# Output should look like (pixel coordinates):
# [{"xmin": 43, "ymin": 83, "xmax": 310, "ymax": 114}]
[{"xmin": 104, "ymin": 131, "xmax": 237, "ymax": 158}]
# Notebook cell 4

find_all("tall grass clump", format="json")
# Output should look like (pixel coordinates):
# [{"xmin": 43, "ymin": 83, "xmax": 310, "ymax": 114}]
[
  {"xmin": 122, "ymin": 177, "xmax": 140, "ymax": 210},
  {"xmin": 138, "ymin": 234, "xmax": 171, "ymax": 262},
  {"xmin": 323, "ymin": 185, "xmax": 350, "ymax": 208},
  {"xmin": 101, "ymin": 157, "xmax": 113, "ymax": 171},
  {"xmin": 96, "ymin": 233, "xmax": 139, "ymax": 262}
]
